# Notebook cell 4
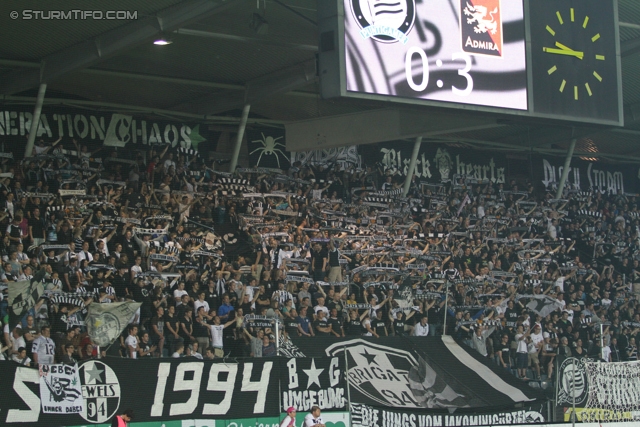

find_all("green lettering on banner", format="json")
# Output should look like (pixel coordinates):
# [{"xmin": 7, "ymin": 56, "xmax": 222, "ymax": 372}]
[{"xmin": 64, "ymin": 413, "xmax": 349, "ymax": 427}]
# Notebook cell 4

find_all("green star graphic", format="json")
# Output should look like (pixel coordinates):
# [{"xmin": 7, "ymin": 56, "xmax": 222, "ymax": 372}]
[{"xmin": 189, "ymin": 124, "xmax": 207, "ymax": 150}]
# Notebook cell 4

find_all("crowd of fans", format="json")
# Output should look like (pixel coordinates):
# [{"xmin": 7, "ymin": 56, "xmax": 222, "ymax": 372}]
[{"xmin": 1, "ymin": 136, "xmax": 640, "ymax": 384}]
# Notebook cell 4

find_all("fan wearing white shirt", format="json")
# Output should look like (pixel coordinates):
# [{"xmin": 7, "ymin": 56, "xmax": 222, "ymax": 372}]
[
  {"xmin": 194, "ymin": 292, "xmax": 211, "ymax": 314},
  {"xmin": 124, "ymin": 325, "xmax": 139, "ymax": 359},
  {"xmin": 209, "ymin": 316, "xmax": 236, "ymax": 357},
  {"xmin": 32, "ymin": 326, "xmax": 56, "ymax": 365},
  {"xmin": 303, "ymin": 407, "xmax": 326, "ymax": 427}
]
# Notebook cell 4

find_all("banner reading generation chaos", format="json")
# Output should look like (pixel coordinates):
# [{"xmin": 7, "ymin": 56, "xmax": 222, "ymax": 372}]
[{"xmin": 344, "ymin": 0, "xmax": 527, "ymax": 110}]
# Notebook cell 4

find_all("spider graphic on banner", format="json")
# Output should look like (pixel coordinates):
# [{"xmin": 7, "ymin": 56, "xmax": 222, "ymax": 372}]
[{"xmin": 250, "ymin": 132, "xmax": 290, "ymax": 168}]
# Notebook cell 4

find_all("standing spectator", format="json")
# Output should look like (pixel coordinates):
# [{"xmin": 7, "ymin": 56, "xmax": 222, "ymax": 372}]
[
  {"xmin": 609, "ymin": 337, "xmax": 622, "ymax": 362},
  {"xmin": 164, "ymin": 305, "xmax": 183, "ymax": 355},
  {"xmin": 412, "ymin": 316, "xmax": 429, "ymax": 336},
  {"xmin": 124, "ymin": 325, "xmax": 139, "ymax": 359},
  {"xmin": 470, "ymin": 325, "xmax": 496, "ymax": 357},
  {"xmin": 328, "ymin": 308, "xmax": 344, "ymax": 338},
  {"xmin": 262, "ymin": 336, "xmax": 277, "ymax": 357},
  {"xmin": 371, "ymin": 310, "xmax": 388, "ymax": 337},
  {"xmin": 138, "ymin": 332, "xmax": 156, "ymax": 358},
  {"xmin": 208, "ymin": 316, "xmax": 235, "ymax": 358},
  {"xmin": 244, "ymin": 328, "xmax": 265, "ymax": 358},
  {"xmin": 515, "ymin": 325, "xmax": 531, "ymax": 380},
  {"xmin": 31, "ymin": 325, "xmax": 55, "ymax": 366},
  {"xmin": 297, "ymin": 307, "xmax": 314, "ymax": 337},
  {"xmin": 497, "ymin": 334, "xmax": 511, "ymax": 370},
  {"xmin": 12, "ymin": 346, "xmax": 31, "ymax": 366},
  {"xmin": 61, "ymin": 344, "xmax": 77, "ymax": 365},
  {"xmin": 626, "ymin": 337, "xmax": 638, "ymax": 361},
  {"xmin": 310, "ymin": 243, "xmax": 327, "ymax": 282},
  {"xmin": 313, "ymin": 311, "xmax": 332, "ymax": 337}
]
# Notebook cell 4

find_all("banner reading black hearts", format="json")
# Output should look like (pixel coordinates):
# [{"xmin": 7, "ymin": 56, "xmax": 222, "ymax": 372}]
[{"xmin": 358, "ymin": 142, "xmax": 508, "ymax": 184}]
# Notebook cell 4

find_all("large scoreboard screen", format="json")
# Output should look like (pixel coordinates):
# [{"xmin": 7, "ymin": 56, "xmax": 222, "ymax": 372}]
[{"xmin": 318, "ymin": 0, "xmax": 623, "ymax": 126}]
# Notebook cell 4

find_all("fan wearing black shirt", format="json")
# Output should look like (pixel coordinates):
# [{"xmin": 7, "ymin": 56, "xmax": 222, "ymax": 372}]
[
  {"xmin": 328, "ymin": 308, "xmax": 344, "ymax": 337},
  {"xmin": 313, "ymin": 311, "xmax": 332, "ymax": 336},
  {"xmin": 503, "ymin": 300, "xmax": 521, "ymax": 331},
  {"xmin": 310, "ymin": 243, "xmax": 328, "ymax": 282},
  {"xmin": 371, "ymin": 310, "xmax": 388, "ymax": 337},
  {"xmin": 390, "ymin": 310, "xmax": 415, "ymax": 336},
  {"xmin": 345, "ymin": 310, "xmax": 367, "ymax": 336},
  {"xmin": 164, "ymin": 305, "xmax": 184, "ymax": 354},
  {"xmin": 285, "ymin": 309, "xmax": 301, "ymax": 337},
  {"xmin": 179, "ymin": 308, "xmax": 196, "ymax": 345},
  {"xmin": 497, "ymin": 334, "xmax": 511, "ymax": 370}
]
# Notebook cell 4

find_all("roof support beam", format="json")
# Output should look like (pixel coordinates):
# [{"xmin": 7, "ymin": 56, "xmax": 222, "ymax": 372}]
[
  {"xmin": 0, "ymin": 0, "xmax": 232, "ymax": 95},
  {"xmin": 0, "ymin": 58, "xmax": 319, "ymax": 99},
  {"xmin": 175, "ymin": 58, "xmax": 317, "ymax": 115},
  {"xmin": 174, "ymin": 28, "xmax": 318, "ymax": 51},
  {"xmin": 0, "ymin": 95, "xmax": 285, "ymax": 125},
  {"xmin": 432, "ymin": 135, "xmax": 640, "ymax": 164},
  {"xmin": 621, "ymin": 35, "xmax": 640, "ymax": 57}
]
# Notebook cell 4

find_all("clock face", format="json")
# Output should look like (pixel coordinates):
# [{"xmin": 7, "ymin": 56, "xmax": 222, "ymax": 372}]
[{"xmin": 529, "ymin": 0, "xmax": 621, "ymax": 123}]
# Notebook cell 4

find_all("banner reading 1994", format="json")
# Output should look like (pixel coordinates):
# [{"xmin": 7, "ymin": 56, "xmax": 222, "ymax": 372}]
[{"xmin": 0, "ymin": 357, "xmax": 345, "ymax": 426}]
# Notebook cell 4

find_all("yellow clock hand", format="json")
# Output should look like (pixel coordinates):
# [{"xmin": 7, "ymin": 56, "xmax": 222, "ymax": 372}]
[
  {"xmin": 555, "ymin": 41, "xmax": 574, "ymax": 51},
  {"xmin": 543, "ymin": 47, "xmax": 584, "ymax": 59}
]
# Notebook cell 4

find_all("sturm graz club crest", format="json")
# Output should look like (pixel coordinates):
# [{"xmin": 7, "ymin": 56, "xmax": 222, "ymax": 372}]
[
  {"xmin": 325, "ymin": 339, "xmax": 421, "ymax": 407},
  {"xmin": 351, "ymin": 0, "xmax": 416, "ymax": 44},
  {"xmin": 556, "ymin": 357, "xmax": 588, "ymax": 406},
  {"xmin": 79, "ymin": 361, "xmax": 121, "ymax": 423}
]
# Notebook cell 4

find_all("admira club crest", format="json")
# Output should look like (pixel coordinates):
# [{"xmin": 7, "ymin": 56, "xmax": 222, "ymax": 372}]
[
  {"xmin": 325, "ymin": 339, "xmax": 421, "ymax": 407},
  {"xmin": 79, "ymin": 361, "xmax": 121, "ymax": 423},
  {"xmin": 460, "ymin": 0, "xmax": 503, "ymax": 57},
  {"xmin": 351, "ymin": 0, "xmax": 416, "ymax": 44}
]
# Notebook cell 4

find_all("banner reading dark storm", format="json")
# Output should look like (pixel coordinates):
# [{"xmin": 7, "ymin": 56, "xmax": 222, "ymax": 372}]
[
  {"xmin": 281, "ymin": 357, "xmax": 347, "ymax": 412},
  {"xmin": 536, "ymin": 155, "xmax": 638, "ymax": 195},
  {"xmin": 287, "ymin": 336, "xmax": 545, "ymax": 411}
]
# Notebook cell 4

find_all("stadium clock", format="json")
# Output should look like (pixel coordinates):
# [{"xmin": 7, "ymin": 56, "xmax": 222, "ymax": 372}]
[
  {"xmin": 528, "ymin": 0, "xmax": 622, "ymax": 123},
  {"xmin": 318, "ymin": 0, "xmax": 623, "ymax": 125}
]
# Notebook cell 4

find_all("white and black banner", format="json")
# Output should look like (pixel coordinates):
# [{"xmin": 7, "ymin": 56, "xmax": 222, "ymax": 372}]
[
  {"xmin": 8, "ymin": 278, "xmax": 45, "ymax": 329},
  {"xmin": 39, "ymin": 364, "xmax": 84, "ymax": 415},
  {"xmin": 538, "ymin": 157, "xmax": 637, "ymax": 195},
  {"xmin": 288, "ymin": 336, "xmax": 545, "ymax": 410},
  {"xmin": 85, "ymin": 302, "xmax": 141, "ymax": 347},
  {"xmin": 0, "ymin": 358, "xmax": 293, "ymax": 425},
  {"xmin": 281, "ymin": 357, "xmax": 347, "ymax": 412},
  {"xmin": 351, "ymin": 403, "xmax": 547, "ymax": 427}
]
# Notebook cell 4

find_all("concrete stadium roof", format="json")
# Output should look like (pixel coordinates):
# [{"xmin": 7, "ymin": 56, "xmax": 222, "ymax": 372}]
[{"xmin": 1, "ymin": 0, "xmax": 640, "ymax": 162}]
